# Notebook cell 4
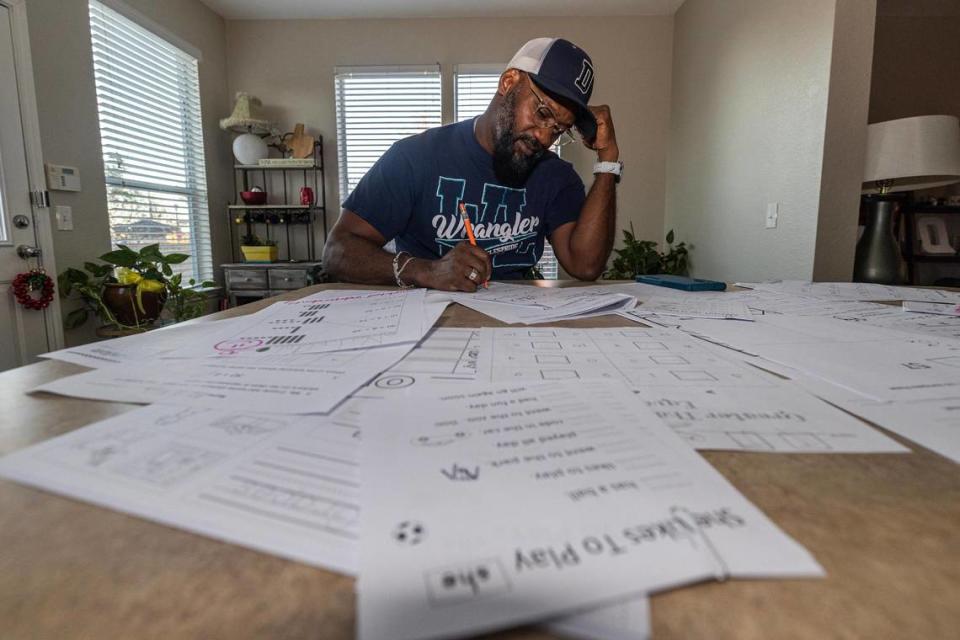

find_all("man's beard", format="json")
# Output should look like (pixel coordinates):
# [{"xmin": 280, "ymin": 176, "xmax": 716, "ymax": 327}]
[{"xmin": 492, "ymin": 89, "xmax": 546, "ymax": 188}]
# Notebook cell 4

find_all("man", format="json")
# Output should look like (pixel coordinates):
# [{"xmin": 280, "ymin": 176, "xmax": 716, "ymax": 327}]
[{"xmin": 323, "ymin": 37, "xmax": 622, "ymax": 292}]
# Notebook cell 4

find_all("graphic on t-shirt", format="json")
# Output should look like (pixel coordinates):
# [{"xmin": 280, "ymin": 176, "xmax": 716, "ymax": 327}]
[{"xmin": 433, "ymin": 176, "xmax": 541, "ymax": 269}]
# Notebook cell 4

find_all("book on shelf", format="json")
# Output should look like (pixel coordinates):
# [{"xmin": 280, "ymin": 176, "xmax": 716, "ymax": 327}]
[{"xmin": 257, "ymin": 158, "xmax": 315, "ymax": 168}]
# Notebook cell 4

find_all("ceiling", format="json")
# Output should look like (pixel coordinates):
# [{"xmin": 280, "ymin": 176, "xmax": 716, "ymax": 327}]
[{"xmin": 199, "ymin": 0, "xmax": 685, "ymax": 20}]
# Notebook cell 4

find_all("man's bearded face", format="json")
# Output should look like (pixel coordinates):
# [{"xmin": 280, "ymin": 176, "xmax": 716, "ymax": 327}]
[{"xmin": 492, "ymin": 87, "xmax": 546, "ymax": 188}]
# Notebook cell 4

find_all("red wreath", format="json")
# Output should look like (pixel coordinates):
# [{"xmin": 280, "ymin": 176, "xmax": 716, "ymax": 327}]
[{"xmin": 12, "ymin": 269, "xmax": 55, "ymax": 310}]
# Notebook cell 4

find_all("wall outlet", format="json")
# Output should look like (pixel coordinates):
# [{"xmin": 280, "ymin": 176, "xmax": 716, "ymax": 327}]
[
  {"xmin": 765, "ymin": 202, "xmax": 779, "ymax": 229},
  {"xmin": 55, "ymin": 205, "xmax": 74, "ymax": 231}
]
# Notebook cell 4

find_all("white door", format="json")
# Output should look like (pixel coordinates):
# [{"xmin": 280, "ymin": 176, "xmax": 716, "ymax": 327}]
[{"xmin": 0, "ymin": 2, "xmax": 61, "ymax": 371}]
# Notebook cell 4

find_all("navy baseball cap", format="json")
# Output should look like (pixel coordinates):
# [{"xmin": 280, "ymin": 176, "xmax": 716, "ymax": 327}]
[{"xmin": 506, "ymin": 37, "xmax": 597, "ymax": 141}]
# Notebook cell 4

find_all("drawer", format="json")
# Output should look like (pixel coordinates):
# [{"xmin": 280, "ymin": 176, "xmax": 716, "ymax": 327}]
[
  {"xmin": 269, "ymin": 269, "xmax": 310, "ymax": 290},
  {"xmin": 225, "ymin": 269, "xmax": 268, "ymax": 290}
]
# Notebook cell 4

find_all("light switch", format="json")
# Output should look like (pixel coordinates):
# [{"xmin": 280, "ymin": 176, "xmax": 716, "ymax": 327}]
[
  {"xmin": 765, "ymin": 202, "xmax": 779, "ymax": 229},
  {"xmin": 55, "ymin": 205, "xmax": 73, "ymax": 231}
]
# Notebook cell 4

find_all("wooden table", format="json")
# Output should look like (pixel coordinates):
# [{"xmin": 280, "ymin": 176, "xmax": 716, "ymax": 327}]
[{"xmin": 1, "ymin": 282, "xmax": 958, "ymax": 639}]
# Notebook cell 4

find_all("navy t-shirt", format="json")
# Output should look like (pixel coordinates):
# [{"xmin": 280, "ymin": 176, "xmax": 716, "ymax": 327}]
[{"xmin": 342, "ymin": 118, "xmax": 585, "ymax": 279}]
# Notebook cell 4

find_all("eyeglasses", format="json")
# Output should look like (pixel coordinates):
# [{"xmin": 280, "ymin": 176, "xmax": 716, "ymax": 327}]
[{"xmin": 525, "ymin": 78, "xmax": 578, "ymax": 147}]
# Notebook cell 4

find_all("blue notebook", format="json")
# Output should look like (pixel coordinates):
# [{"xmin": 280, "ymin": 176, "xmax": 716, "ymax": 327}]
[{"xmin": 635, "ymin": 274, "xmax": 727, "ymax": 291}]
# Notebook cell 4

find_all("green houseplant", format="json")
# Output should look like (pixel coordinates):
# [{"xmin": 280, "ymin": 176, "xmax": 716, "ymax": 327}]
[
  {"xmin": 59, "ymin": 244, "xmax": 214, "ymax": 330},
  {"xmin": 604, "ymin": 225, "xmax": 690, "ymax": 279}
]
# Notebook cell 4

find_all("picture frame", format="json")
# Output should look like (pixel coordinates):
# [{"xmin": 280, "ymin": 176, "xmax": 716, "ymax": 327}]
[{"xmin": 915, "ymin": 214, "xmax": 955, "ymax": 255}]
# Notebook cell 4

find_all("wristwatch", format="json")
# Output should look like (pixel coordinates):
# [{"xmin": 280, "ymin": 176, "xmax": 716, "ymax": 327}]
[{"xmin": 593, "ymin": 160, "xmax": 623, "ymax": 184}]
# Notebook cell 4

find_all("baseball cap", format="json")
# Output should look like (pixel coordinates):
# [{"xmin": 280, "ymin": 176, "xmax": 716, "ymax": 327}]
[{"xmin": 506, "ymin": 37, "xmax": 597, "ymax": 141}]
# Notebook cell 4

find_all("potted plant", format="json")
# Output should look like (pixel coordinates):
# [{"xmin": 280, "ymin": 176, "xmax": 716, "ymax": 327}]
[
  {"xmin": 59, "ymin": 244, "xmax": 215, "ymax": 330},
  {"xmin": 603, "ymin": 225, "xmax": 690, "ymax": 279},
  {"xmin": 240, "ymin": 234, "xmax": 278, "ymax": 263}
]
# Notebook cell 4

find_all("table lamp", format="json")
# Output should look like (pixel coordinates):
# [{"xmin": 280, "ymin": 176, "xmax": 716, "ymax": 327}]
[
  {"xmin": 855, "ymin": 115, "xmax": 960, "ymax": 283},
  {"xmin": 220, "ymin": 92, "xmax": 274, "ymax": 166}
]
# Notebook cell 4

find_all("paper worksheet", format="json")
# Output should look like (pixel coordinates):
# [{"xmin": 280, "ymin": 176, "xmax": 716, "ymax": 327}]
[
  {"xmin": 759, "ymin": 369, "xmax": 960, "ymax": 466},
  {"xmin": 738, "ymin": 280, "xmax": 960, "ymax": 304},
  {"xmin": 358, "ymin": 379, "xmax": 823, "ymax": 640},
  {"xmin": 477, "ymin": 327, "xmax": 904, "ymax": 453},
  {"xmin": 0, "ymin": 404, "xmax": 362, "ymax": 574},
  {"xmin": 343, "ymin": 327, "xmax": 904, "ymax": 454},
  {"xmin": 163, "ymin": 289, "xmax": 428, "ymax": 358},
  {"xmin": 546, "ymin": 597, "xmax": 650, "ymax": 640},
  {"xmin": 450, "ymin": 282, "xmax": 636, "ymax": 324},
  {"xmin": 902, "ymin": 300, "xmax": 960, "ymax": 316},
  {"xmin": 629, "ymin": 297, "xmax": 754, "ymax": 321},
  {"xmin": 678, "ymin": 314, "xmax": 960, "ymax": 402},
  {"xmin": 716, "ymin": 291, "xmax": 960, "ymax": 343},
  {"xmin": 0, "ymin": 399, "xmax": 651, "ymax": 640},
  {"xmin": 32, "ymin": 343, "xmax": 415, "ymax": 414},
  {"xmin": 40, "ymin": 316, "xmax": 248, "ymax": 368}
]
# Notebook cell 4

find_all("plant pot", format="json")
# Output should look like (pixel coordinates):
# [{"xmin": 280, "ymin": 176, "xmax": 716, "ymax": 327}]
[
  {"xmin": 241, "ymin": 245, "xmax": 278, "ymax": 262},
  {"xmin": 102, "ymin": 282, "xmax": 167, "ymax": 327}
]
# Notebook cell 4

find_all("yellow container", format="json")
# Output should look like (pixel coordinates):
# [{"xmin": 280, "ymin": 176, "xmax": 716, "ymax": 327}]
[{"xmin": 240, "ymin": 245, "xmax": 278, "ymax": 263}]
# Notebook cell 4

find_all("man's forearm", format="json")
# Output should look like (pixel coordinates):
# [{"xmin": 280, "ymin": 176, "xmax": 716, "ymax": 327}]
[
  {"xmin": 565, "ymin": 173, "xmax": 617, "ymax": 280},
  {"xmin": 322, "ymin": 228, "xmax": 449, "ymax": 288},
  {"xmin": 323, "ymin": 228, "xmax": 400, "ymax": 285}
]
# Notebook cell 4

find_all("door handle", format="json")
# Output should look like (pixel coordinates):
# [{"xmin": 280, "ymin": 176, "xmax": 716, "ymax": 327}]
[{"xmin": 17, "ymin": 245, "xmax": 42, "ymax": 259}]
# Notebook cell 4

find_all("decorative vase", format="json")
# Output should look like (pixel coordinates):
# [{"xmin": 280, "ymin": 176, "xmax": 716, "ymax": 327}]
[
  {"xmin": 853, "ymin": 196, "xmax": 906, "ymax": 284},
  {"xmin": 102, "ymin": 283, "xmax": 167, "ymax": 326},
  {"xmin": 232, "ymin": 132, "xmax": 269, "ymax": 165}
]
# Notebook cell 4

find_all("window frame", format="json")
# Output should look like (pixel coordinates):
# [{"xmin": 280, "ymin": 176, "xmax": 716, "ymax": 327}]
[{"xmin": 88, "ymin": 0, "xmax": 213, "ymax": 282}]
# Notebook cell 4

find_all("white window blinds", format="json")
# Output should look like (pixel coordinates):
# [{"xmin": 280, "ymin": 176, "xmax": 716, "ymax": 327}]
[
  {"xmin": 454, "ymin": 65, "xmax": 502, "ymax": 122},
  {"xmin": 454, "ymin": 65, "xmax": 560, "ymax": 279},
  {"xmin": 334, "ymin": 65, "xmax": 441, "ymax": 201},
  {"xmin": 88, "ymin": 0, "xmax": 212, "ymax": 281}
]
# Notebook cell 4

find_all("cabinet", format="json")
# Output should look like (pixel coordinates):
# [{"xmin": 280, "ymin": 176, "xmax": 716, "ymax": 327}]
[
  {"xmin": 226, "ymin": 136, "xmax": 328, "ymax": 262},
  {"xmin": 222, "ymin": 262, "xmax": 324, "ymax": 307}
]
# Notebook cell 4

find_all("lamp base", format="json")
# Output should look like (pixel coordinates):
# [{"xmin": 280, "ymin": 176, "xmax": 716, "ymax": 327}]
[
  {"xmin": 232, "ymin": 132, "xmax": 269, "ymax": 166},
  {"xmin": 853, "ymin": 195, "xmax": 906, "ymax": 285}
]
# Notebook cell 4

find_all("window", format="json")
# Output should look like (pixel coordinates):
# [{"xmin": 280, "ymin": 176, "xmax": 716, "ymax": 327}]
[
  {"xmin": 88, "ymin": 0, "xmax": 212, "ymax": 281},
  {"xmin": 454, "ymin": 65, "xmax": 560, "ymax": 279},
  {"xmin": 335, "ymin": 65, "xmax": 442, "ymax": 201}
]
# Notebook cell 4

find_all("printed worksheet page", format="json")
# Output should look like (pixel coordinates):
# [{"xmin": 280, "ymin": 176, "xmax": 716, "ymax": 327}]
[
  {"xmin": 451, "ymin": 283, "xmax": 635, "ymax": 324},
  {"xmin": 0, "ymin": 405, "xmax": 361, "ymax": 574},
  {"xmin": 40, "ymin": 316, "xmax": 248, "ymax": 368},
  {"xmin": 32, "ymin": 343, "xmax": 415, "ymax": 414},
  {"xmin": 162, "ymin": 289, "xmax": 428, "ymax": 357},
  {"xmin": 358, "ymin": 380, "xmax": 822, "ymax": 640},
  {"xmin": 477, "ymin": 327, "xmax": 905, "ymax": 454},
  {"xmin": 678, "ymin": 314, "xmax": 960, "ymax": 402}
]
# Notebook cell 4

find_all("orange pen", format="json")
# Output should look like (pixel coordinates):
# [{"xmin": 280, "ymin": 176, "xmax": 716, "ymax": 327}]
[{"xmin": 458, "ymin": 203, "xmax": 488, "ymax": 288}]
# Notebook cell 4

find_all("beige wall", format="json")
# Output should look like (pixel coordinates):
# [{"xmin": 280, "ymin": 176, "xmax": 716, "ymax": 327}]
[
  {"xmin": 25, "ymin": 0, "xmax": 231, "ymax": 345},
  {"xmin": 665, "ymin": 0, "xmax": 846, "ymax": 282},
  {"xmin": 224, "ymin": 16, "xmax": 674, "ymax": 260},
  {"xmin": 811, "ymin": 0, "xmax": 878, "ymax": 281}
]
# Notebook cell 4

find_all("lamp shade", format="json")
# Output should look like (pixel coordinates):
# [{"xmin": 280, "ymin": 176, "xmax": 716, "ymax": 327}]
[
  {"xmin": 862, "ymin": 115, "xmax": 960, "ymax": 194},
  {"xmin": 220, "ymin": 92, "xmax": 272, "ymax": 134}
]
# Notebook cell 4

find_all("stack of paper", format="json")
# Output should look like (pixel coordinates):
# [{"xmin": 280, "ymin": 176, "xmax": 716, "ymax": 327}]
[
  {"xmin": 737, "ymin": 280, "xmax": 960, "ymax": 303},
  {"xmin": 351, "ymin": 327, "xmax": 906, "ymax": 454},
  {"xmin": 357, "ymin": 379, "xmax": 823, "ymax": 639},
  {"xmin": 449, "ymin": 282, "xmax": 636, "ymax": 324},
  {"xmin": 627, "ymin": 296, "xmax": 754, "ymax": 321},
  {"xmin": 671, "ymin": 312, "xmax": 960, "ymax": 463},
  {"xmin": 19, "ymin": 282, "xmax": 960, "ymax": 639},
  {"xmin": 37, "ymin": 289, "xmax": 441, "ymax": 414}
]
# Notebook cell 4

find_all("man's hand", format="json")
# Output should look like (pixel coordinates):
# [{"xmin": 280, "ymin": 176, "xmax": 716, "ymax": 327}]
[
  {"xmin": 584, "ymin": 105, "xmax": 619, "ymax": 162},
  {"xmin": 408, "ymin": 242, "xmax": 492, "ymax": 292}
]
